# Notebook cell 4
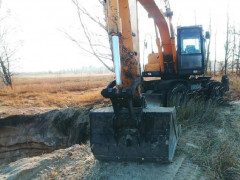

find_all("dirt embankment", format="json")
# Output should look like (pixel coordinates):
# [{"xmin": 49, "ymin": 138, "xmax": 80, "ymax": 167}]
[
  {"xmin": 0, "ymin": 108, "xmax": 89, "ymax": 165},
  {"xmin": 0, "ymin": 101, "xmax": 240, "ymax": 180}
]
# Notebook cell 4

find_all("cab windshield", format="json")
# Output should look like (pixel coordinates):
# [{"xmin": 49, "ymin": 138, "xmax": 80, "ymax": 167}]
[{"xmin": 180, "ymin": 29, "xmax": 201, "ymax": 55}]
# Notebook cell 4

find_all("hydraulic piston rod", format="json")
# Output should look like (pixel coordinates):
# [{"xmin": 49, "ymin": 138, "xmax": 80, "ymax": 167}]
[{"xmin": 112, "ymin": 35, "xmax": 122, "ymax": 86}]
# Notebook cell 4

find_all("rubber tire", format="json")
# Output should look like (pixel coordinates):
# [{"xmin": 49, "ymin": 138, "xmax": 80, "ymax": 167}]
[
  {"xmin": 167, "ymin": 84, "xmax": 188, "ymax": 107},
  {"xmin": 210, "ymin": 84, "xmax": 224, "ymax": 102}
]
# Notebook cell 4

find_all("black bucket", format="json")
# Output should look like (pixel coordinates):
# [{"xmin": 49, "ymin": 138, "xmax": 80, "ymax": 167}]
[{"xmin": 90, "ymin": 107, "xmax": 179, "ymax": 162}]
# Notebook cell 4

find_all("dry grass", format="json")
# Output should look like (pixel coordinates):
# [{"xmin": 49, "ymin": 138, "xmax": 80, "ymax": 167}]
[
  {"xmin": 0, "ymin": 74, "xmax": 113, "ymax": 108},
  {"xmin": 228, "ymin": 75, "xmax": 240, "ymax": 99},
  {"xmin": 177, "ymin": 98, "xmax": 217, "ymax": 126},
  {"xmin": 1, "ymin": 73, "xmax": 238, "ymax": 108},
  {"xmin": 212, "ymin": 74, "xmax": 240, "ymax": 100},
  {"xmin": 178, "ymin": 98, "xmax": 240, "ymax": 179}
]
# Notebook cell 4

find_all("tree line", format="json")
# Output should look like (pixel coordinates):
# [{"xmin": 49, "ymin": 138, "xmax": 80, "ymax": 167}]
[
  {"xmin": 206, "ymin": 13, "xmax": 240, "ymax": 75},
  {"xmin": 70, "ymin": 0, "xmax": 240, "ymax": 77}
]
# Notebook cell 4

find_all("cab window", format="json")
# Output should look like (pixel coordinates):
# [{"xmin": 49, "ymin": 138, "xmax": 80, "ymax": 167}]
[{"xmin": 180, "ymin": 30, "xmax": 201, "ymax": 55}]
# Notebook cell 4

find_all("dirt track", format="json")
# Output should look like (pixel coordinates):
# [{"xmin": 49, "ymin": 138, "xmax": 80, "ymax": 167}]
[
  {"xmin": 0, "ymin": 101, "xmax": 240, "ymax": 180},
  {"xmin": 0, "ymin": 144, "xmax": 205, "ymax": 180}
]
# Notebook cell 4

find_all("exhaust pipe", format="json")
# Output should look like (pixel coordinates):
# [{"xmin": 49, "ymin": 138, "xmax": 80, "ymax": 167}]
[{"xmin": 112, "ymin": 35, "xmax": 122, "ymax": 86}]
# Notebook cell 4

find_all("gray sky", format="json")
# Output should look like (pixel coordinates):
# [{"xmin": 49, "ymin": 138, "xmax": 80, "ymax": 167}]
[{"xmin": 1, "ymin": 0, "xmax": 240, "ymax": 72}]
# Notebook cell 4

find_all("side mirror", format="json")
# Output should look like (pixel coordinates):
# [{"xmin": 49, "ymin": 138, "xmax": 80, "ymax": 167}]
[{"xmin": 205, "ymin": 31, "xmax": 210, "ymax": 39}]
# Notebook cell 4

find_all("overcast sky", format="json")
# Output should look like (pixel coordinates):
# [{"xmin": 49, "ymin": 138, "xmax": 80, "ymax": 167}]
[{"xmin": 1, "ymin": 0, "xmax": 240, "ymax": 72}]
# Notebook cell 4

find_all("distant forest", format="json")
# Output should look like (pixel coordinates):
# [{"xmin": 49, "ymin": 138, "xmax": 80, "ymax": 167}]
[{"xmin": 16, "ymin": 66, "xmax": 111, "ymax": 76}]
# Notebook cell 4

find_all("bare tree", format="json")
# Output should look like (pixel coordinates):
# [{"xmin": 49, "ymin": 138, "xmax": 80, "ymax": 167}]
[
  {"xmin": 208, "ymin": 60, "xmax": 212, "ymax": 75},
  {"xmin": 219, "ymin": 61, "xmax": 225, "ymax": 74},
  {"xmin": 231, "ymin": 25, "xmax": 236, "ymax": 73},
  {"xmin": 214, "ymin": 31, "xmax": 217, "ymax": 76},
  {"xmin": 0, "ymin": 47, "xmax": 13, "ymax": 87},
  {"xmin": 224, "ymin": 13, "xmax": 231, "ymax": 75},
  {"xmin": 236, "ymin": 36, "xmax": 240, "ymax": 74},
  {"xmin": 64, "ymin": 0, "xmax": 113, "ymax": 72},
  {"xmin": 0, "ymin": 29, "xmax": 16, "ymax": 88},
  {"xmin": 205, "ymin": 17, "xmax": 211, "ymax": 73},
  {"xmin": 0, "ymin": 2, "xmax": 14, "ymax": 87}
]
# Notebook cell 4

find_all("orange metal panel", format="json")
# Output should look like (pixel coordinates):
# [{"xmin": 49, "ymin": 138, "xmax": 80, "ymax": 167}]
[
  {"xmin": 156, "ymin": 39, "xmax": 165, "ymax": 72},
  {"xmin": 118, "ymin": 0, "xmax": 140, "ymax": 87},
  {"xmin": 106, "ymin": 0, "xmax": 120, "ymax": 35},
  {"xmin": 171, "ymin": 39, "xmax": 177, "ymax": 73},
  {"xmin": 145, "ymin": 63, "xmax": 160, "ymax": 71},
  {"xmin": 148, "ymin": 53, "xmax": 159, "ymax": 64}
]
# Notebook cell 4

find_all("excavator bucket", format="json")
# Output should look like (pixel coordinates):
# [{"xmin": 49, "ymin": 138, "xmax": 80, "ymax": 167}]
[{"xmin": 90, "ymin": 107, "xmax": 179, "ymax": 162}]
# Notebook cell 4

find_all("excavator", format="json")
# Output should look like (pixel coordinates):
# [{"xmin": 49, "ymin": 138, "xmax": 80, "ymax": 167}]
[{"xmin": 89, "ymin": 0, "xmax": 229, "ymax": 162}]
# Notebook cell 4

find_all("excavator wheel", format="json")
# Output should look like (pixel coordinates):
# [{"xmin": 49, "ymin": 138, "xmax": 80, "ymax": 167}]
[
  {"xmin": 167, "ymin": 84, "xmax": 188, "ymax": 107},
  {"xmin": 209, "ymin": 83, "xmax": 224, "ymax": 102},
  {"xmin": 90, "ymin": 107, "xmax": 179, "ymax": 162}
]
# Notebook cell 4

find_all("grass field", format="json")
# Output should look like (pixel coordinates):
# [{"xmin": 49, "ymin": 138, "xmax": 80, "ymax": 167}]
[
  {"xmin": 0, "ymin": 73, "xmax": 239, "ymax": 109},
  {"xmin": 0, "ymin": 74, "xmax": 113, "ymax": 108}
]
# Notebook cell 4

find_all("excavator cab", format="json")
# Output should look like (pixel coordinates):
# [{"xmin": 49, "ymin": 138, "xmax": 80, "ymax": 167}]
[{"xmin": 177, "ymin": 26, "xmax": 207, "ymax": 76}]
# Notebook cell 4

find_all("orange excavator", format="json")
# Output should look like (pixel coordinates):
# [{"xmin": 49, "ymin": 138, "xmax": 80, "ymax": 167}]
[{"xmin": 90, "ymin": 0, "xmax": 229, "ymax": 162}]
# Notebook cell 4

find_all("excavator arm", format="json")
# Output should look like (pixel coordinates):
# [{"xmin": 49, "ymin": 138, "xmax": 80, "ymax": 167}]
[
  {"xmin": 105, "ymin": 0, "xmax": 140, "ymax": 88},
  {"xmin": 105, "ymin": 0, "xmax": 177, "ymax": 89},
  {"xmin": 139, "ymin": 0, "xmax": 177, "ymax": 74}
]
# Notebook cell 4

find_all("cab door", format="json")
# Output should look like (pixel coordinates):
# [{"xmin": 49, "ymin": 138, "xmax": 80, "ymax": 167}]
[{"xmin": 177, "ymin": 27, "xmax": 205, "ymax": 75}]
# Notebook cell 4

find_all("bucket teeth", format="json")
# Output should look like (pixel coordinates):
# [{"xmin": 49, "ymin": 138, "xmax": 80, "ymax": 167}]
[{"xmin": 90, "ymin": 107, "xmax": 179, "ymax": 162}]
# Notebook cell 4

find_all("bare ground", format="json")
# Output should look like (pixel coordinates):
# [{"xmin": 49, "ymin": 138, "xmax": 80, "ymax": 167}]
[{"xmin": 0, "ymin": 144, "xmax": 205, "ymax": 180}]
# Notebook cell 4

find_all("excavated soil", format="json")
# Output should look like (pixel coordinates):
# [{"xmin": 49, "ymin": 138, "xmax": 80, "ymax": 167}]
[{"xmin": 0, "ymin": 101, "xmax": 240, "ymax": 179}]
